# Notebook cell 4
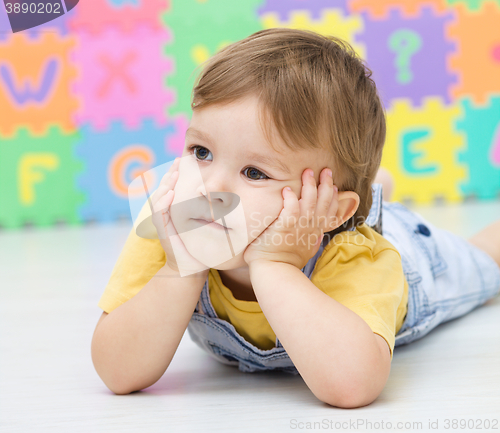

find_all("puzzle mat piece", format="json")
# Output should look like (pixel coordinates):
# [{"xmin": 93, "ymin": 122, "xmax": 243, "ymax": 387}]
[
  {"xmin": 167, "ymin": 113, "xmax": 190, "ymax": 155},
  {"xmin": 0, "ymin": 1, "xmax": 8, "ymax": 38},
  {"xmin": 0, "ymin": 126, "xmax": 85, "ymax": 229},
  {"xmin": 446, "ymin": 0, "xmax": 500, "ymax": 12},
  {"xmin": 257, "ymin": 0, "xmax": 349, "ymax": 20},
  {"xmin": 354, "ymin": 5, "xmax": 457, "ymax": 109},
  {"xmin": 70, "ymin": 25, "xmax": 173, "ymax": 131},
  {"xmin": 349, "ymin": 0, "xmax": 448, "ymax": 19},
  {"xmin": 0, "ymin": 32, "xmax": 79, "ymax": 138},
  {"xmin": 260, "ymin": 9, "xmax": 365, "ymax": 59},
  {"xmin": 381, "ymin": 97, "xmax": 467, "ymax": 205},
  {"xmin": 447, "ymin": 2, "xmax": 500, "ymax": 106},
  {"xmin": 0, "ymin": 1, "xmax": 77, "ymax": 41},
  {"xmin": 67, "ymin": 0, "xmax": 167, "ymax": 34},
  {"xmin": 456, "ymin": 95, "xmax": 500, "ymax": 199},
  {"xmin": 494, "ymin": 117, "xmax": 500, "ymax": 166},
  {"xmin": 166, "ymin": 0, "xmax": 265, "ymax": 25},
  {"xmin": 74, "ymin": 119, "xmax": 178, "ymax": 223},
  {"xmin": 105, "ymin": 113, "xmax": 189, "ymax": 227},
  {"xmin": 163, "ymin": 0, "xmax": 263, "ymax": 118}
]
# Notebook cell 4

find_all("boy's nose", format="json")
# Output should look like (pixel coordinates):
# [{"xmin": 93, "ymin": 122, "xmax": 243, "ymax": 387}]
[
  {"xmin": 205, "ymin": 192, "xmax": 241, "ymax": 222},
  {"xmin": 207, "ymin": 191, "xmax": 229, "ymax": 204},
  {"xmin": 197, "ymin": 186, "xmax": 229, "ymax": 203},
  {"xmin": 197, "ymin": 175, "xmax": 231, "ymax": 201},
  {"xmin": 197, "ymin": 187, "xmax": 240, "ymax": 209}
]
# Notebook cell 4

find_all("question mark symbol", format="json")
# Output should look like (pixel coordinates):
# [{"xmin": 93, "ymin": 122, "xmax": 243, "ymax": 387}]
[{"xmin": 388, "ymin": 29, "xmax": 422, "ymax": 85}]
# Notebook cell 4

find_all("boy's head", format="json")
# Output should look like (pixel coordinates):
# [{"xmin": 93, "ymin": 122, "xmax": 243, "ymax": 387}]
[
  {"xmin": 174, "ymin": 28, "xmax": 386, "ymax": 270},
  {"xmin": 189, "ymin": 28, "xmax": 386, "ymax": 236}
]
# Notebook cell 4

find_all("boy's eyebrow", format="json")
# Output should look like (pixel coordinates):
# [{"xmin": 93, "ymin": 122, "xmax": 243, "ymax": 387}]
[
  {"xmin": 186, "ymin": 127, "xmax": 216, "ymax": 146},
  {"xmin": 243, "ymin": 151, "xmax": 290, "ymax": 174},
  {"xmin": 186, "ymin": 127, "xmax": 290, "ymax": 174}
]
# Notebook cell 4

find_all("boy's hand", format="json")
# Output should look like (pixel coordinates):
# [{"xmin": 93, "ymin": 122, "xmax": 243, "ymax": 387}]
[
  {"xmin": 150, "ymin": 158, "xmax": 209, "ymax": 277},
  {"xmin": 243, "ymin": 168, "xmax": 339, "ymax": 269}
]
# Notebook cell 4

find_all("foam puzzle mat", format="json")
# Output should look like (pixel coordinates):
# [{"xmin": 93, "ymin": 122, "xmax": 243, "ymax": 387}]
[{"xmin": 0, "ymin": 0, "xmax": 498, "ymax": 229}]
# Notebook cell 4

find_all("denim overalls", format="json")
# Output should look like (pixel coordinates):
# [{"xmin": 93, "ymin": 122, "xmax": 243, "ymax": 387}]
[{"xmin": 186, "ymin": 184, "xmax": 500, "ymax": 374}]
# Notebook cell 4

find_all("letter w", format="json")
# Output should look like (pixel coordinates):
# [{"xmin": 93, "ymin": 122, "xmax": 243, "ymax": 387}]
[{"xmin": 0, "ymin": 58, "xmax": 58, "ymax": 105}]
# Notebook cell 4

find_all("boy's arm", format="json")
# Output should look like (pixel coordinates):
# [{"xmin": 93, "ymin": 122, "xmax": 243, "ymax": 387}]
[
  {"xmin": 248, "ymin": 260, "xmax": 391, "ymax": 409},
  {"xmin": 91, "ymin": 265, "xmax": 208, "ymax": 395}
]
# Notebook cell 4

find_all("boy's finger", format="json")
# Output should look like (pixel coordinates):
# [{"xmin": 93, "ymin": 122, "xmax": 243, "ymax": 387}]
[
  {"xmin": 158, "ymin": 157, "xmax": 181, "ymax": 187},
  {"xmin": 152, "ymin": 171, "xmax": 179, "ymax": 206},
  {"xmin": 152, "ymin": 190, "xmax": 174, "ymax": 220},
  {"xmin": 151, "ymin": 184, "xmax": 168, "ymax": 206},
  {"xmin": 279, "ymin": 187, "xmax": 299, "ymax": 227},
  {"xmin": 152, "ymin": 191, "xmax": 175, "ymax": 240},
  {"xmin": 299, "ymin": 169, "xmax": 317, "ymax": 220},
  {"xmin": 164, "ymin": 207, "xmax": 180, "ymax": 240},
  {"xmin": 316, "ymin": 168, "xmax": 333, "ymax": 219}
]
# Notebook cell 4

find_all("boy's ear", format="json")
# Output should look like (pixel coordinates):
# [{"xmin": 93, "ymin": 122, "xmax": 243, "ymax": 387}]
[{"xmin": 331, "ymin": 191, "xmax": 360, "ymax": 231}]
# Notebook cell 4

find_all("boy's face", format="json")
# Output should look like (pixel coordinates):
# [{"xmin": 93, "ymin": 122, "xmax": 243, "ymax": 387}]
[{"xmin": 174, "ymin": 93, "xmax": 336, "ymax": 270}]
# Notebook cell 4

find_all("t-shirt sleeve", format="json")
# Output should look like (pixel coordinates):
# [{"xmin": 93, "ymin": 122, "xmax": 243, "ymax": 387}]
[
  {"xmin": 311, "ymin": 239, "xmax": 406, "ymax": 360},
  {"xmin": 98, "ymin": 200, "xmax": 167, "ymax": 314}
]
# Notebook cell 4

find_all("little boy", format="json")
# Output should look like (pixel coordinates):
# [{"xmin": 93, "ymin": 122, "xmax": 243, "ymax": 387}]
[{"xmin": 91, "ymin": 28, "xmax": 500, "ymax": 408}]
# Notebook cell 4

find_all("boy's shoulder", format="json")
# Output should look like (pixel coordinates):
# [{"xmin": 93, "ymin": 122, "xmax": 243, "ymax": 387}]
[
  {"xmin": 320, "ymin": 223, "xmax": 402, "ymax": 266},
  {"xmin": 312, "ymin": 223, "xmax": 405, "ymax": 295},
  {"xmin": 327, "ymin": 223, "xmax": 398, "ymax": 251}
]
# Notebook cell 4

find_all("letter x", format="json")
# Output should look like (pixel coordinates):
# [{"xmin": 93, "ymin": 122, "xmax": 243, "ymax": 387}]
[{"xmin": 97, "ymin": 51, "xmax": 137, "ymax": 98}]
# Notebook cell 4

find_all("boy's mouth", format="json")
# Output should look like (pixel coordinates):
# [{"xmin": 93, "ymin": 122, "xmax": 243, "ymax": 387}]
[{"xmin": 192, "ymin": 217, "xmax": 230, "ymax": 230}]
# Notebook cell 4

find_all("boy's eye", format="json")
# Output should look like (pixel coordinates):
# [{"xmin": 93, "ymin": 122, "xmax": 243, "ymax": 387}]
[
  {"xmin": 191, "ymin": 144, "xmax": 212, "ymax": 161},
  {"xmin": 243, "ymin": 167, "xmax": 269, "ymax": 180},
  {"xmin": 187, "ymin": 145, "xmax": 270, "ymax": 181}
]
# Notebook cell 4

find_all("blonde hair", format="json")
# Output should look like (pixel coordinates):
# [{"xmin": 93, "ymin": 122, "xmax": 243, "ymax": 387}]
[{"xmin": 190, "ymin": 28, "xmax": 386, "ymax": 234}]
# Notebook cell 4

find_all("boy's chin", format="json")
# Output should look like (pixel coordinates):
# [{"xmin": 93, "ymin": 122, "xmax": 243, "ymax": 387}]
[
  {"xmin": 180, "ymin": 231, "xmax": 249, "ymax": 270},
  {"xmin": 178, "ymin": 225, "xmax": 250, "ymax": 270}
]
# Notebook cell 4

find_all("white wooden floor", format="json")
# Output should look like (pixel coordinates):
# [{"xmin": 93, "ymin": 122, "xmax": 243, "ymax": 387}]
[{"xmin": 1, "ymin": 199, "xmax": 499, "ymax": 433}]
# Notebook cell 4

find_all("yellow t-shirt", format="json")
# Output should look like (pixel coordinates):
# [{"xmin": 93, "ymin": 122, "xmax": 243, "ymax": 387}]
[{"xmin": 98, "ymin": 223, "xmax": 408, "ymax": 361}]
